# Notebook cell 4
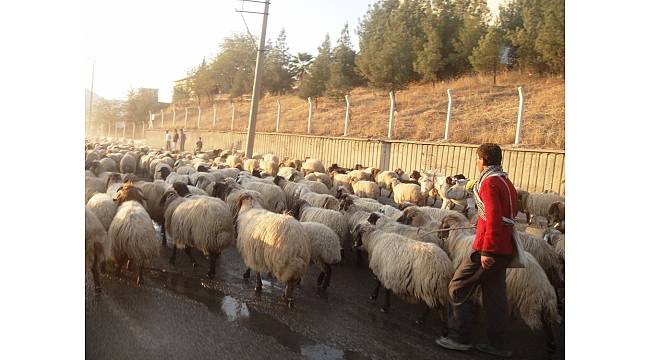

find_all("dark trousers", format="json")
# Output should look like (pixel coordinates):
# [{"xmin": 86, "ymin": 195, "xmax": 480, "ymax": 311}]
[
  {"xmin": 180, "ymin": 140, "xmax": 185, "ymax": 152},
  {"xmin": 447, "ymin": 251, "xmax": 511, "ymax": 349}
]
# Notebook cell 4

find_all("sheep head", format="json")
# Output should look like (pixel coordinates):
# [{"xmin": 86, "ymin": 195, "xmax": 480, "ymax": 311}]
[
  {"xmin": 351, "ymin": 223, "xmax": 371, "ymax": 248},
  {"xmin": 294, "ymin": 159, "xmax": 302, "ymax": 171},
  {"xmin": 371, "ymin": 168, "xmax": 381, "ymax": 180},
  {"xmin": 172, "ymin": 182, "xmax": 191, "ymax": 197},
  {"xmin": 159, "ymin": 166, "xmax": 171, "ymax": 180},
  {"xmin": 291, "ymin": 199, "xmax": 308, "ymax": 220},
  {"xmin": 113, "ymin": 182, "xmax": 147, "ymax": 206},
  {"xmin": 354, "ymin": 164, "xmax": 364, "ymax": 170},
  {"xmin": 410, "ymin": 170, "xmax": 421, "ymax": 181},
  {"xmin": 338, "ymin": 196, "xmax": 353, "ymax": 211},
  {"xmin": 212, "ymin": 181, "xmax": 229, "ymax": 200},
  {"xmin": 548, "ymin": 201, "xmax": 565, "ymax": 223},
  {"xmin": 367, "ymin": 212, "xmax": 381, "ymax": 225},
  {"xmin": 516, "ymin": 189, "xmax": 529, "ymax": 212},
  {"xmin": 105, "ymin": 172, "xmax": 122, "ymax": 189},
  {"xmin": 197, "ymin": 164, "xmax": 209, "ymax": 172}
]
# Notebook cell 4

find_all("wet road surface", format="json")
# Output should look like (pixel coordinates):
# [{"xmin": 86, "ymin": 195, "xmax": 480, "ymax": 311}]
[{"xmin": 86, "ymin": 229, "xmax": 564, "ymax": 360}]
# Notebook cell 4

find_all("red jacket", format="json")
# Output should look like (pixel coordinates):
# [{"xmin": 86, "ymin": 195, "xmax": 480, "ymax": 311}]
[{"xmin": 472, "ymin": 175, "xmax": 518, "ymax": 256}]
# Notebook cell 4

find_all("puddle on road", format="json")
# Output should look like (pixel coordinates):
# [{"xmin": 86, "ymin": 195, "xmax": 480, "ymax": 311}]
[{"xmin": 151, "ymin": 270, "xmax": 370, "ymax": 360}]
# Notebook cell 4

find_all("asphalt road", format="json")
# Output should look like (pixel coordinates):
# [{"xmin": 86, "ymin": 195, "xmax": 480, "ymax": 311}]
[{"xmin": 86, "ymin": 228, "xmax": 564, "ymax": 360}]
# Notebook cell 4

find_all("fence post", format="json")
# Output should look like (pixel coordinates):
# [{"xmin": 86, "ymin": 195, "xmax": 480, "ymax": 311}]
[
  {"xmin": 307, "ymin": 97, "xmax": 312, "ymax": 134},
  {"xmin": 184, "ymin": 107, "xmax": 188, "ymax": 128},
  {"xmin": 276, "ymin": 100, "xmax": 281, "ymax": 132},
  {"xmin": 132, "ymin": 123, "xmax": 135, "ymax": 139},
  {"xmin": 148, "ymin": 110, "xmax": 153, "ymax": 128},
  {"xmin": 197, "ymin": 106, "xmax": 201, "ymax": 130},
  {"xmin": 388, "ymin": 91, "xmax": 395, "ymax": 139},
  {"xmin": 122, "ymin": 122, "xmax": 126, "ymax": 138},
  {"xmin": 515, "ymin": 86, "xmax": 524, "ymax": 145},
  {"xmin": 212, "ymin": 104, "xmax": 217, "ymax": 128},
  {"xmin": 444, "ymin": 89, "xmax": 452, "ymax": 140},
  {"xmin": 142, "ymin": 121, "xmax": 145, "ymax": 138},
  {"xmin": 161, "ymin": 109, "xmax": 164, "ymax": 128},
  {"xmin": 231, "ymin": 102, "xmax": 235, "ymax": 131},
  {"xmin": 344, "ymin": 94, "xmax": 350, "ymax": 136},
  {"xmin": 172, "ymin": 109, "xmax": 176, "ymax": 126}
]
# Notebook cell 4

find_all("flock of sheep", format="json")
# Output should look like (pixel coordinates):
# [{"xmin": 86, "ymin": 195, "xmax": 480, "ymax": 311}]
[{"xmin": 84, "ymin": 139, "xmax": 566, "ymax": 352}]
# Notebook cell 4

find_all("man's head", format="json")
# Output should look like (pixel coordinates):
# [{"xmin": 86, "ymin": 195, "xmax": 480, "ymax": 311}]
[
  {"xmin": 476, "ymin": 143, "xmax": 502, "ymax": 170},
  {"xmin": 198, "ymin": 137, "xmax": 202, "ymax": 141}
]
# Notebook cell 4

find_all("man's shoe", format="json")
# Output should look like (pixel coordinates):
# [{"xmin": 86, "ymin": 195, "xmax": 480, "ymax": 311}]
[
  {"xmin": 435, "ymin": 336, "xmax": 472, "ymax": 351},
  {"xmin": 475, "ymin": 343, "xmax": 513, "ymax": 358}
]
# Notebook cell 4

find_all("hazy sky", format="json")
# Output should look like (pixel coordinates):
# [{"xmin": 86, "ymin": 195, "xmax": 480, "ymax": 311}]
[{"xmin": 83, "ymin": 0, "xmax": 505, "ymax": 102}]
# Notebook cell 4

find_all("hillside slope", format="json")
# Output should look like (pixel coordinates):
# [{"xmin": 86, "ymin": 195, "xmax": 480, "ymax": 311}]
[{"xmin": 163, "ymin": 71, "xmax": 564, "ymax": 150}]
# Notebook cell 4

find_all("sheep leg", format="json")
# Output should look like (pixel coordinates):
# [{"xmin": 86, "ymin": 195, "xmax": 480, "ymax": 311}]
[
  {"xmin": 91, "ymin": 256, "xmax": 101, "ymax": 293},
  {"xmin": 437, "ymin": 306, "xmax": 449, "ymax": 337},
  {"xmin": 207, "ymin": 251, "xmax": 217, "ymax": 279},
  {"xmin": 255, "ymin": 272, "xmax": 262, "ymax": 293},
  {"xmin": 416, "ymin": 305, "xmax": 431, "ymax": 325},
  {"xmin": 370, "ymin": 278, "xmax": 381, "ymax": 300},
  {"xmin": 321, "ymin": 264, "xmax": 332, "ymax": 290},
  {"xmin": 543, "ymin": 313, "xmax": 557, "ymax": 353},
  {"xmin": 169, "ymin": 244, "xmax": 178, "ymax": 265},
  {"xmin": 161, "ymin": 222, "xmax": 167, "ymax": 246},
  {"xmin": 380, "ymin": 289, "xmax": 391, "ymax": 313},
  {"xmin": 184, "ymin": 247, "xmax": 198, "ymax": 268},
  {"xmin": 284, "ymin": 279, "xmax": 296, "ymax": 308},
  {"xmin": 317, "ymin": 272, "xmax": 325, "ymax": 286},
  {"xmin": 115, "ymin": 257, "xmax": 126, "ymax": 278},
  {"xmin": 136, "ymin": 261, "xmax": 144, "ymax": 286},
  {"xmin": 243, "ymin": 268, "xmax": 251, "ymax": 279}
]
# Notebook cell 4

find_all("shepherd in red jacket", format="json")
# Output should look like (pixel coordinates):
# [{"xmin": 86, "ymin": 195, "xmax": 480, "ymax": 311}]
[{"xmin": 436, "ymin": 143, "xmax": 517, "ymax": 358}]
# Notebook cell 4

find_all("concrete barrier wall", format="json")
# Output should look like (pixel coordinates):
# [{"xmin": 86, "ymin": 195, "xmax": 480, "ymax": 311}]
[{"xmin": 145, "ymin": 129, "xmax": 565, "ymax": 195}]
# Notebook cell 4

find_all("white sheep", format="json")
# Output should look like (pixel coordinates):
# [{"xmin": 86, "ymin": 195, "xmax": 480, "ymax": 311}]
[
  {"xmin": 168, "ymin": 195, "xmax": 235, "ymax": 278},
  {"xmin": 391, "ymin": 179, "xmax": 423, "ymax": 206},
  {"xmin": 375, "ymin": 170, "xmax": 398, "ymax": 196},
  {"xmin": 238, "ymin": 178, "xmax": 287, "ymax": 213},
  {"xmin": 109, "ymin": 183, "xmax": 159, "ymax": 285},
  {"xmin": 351, "ymin": 179, "xmax": 380, "ymax": 199},
  {"xmin": 366, "ymin": 212, "xmax": 439, "ymax": 245},
  {"xmin": 304, "ymin": 172, "xmax": 332, "ymax": 189},
  {"xmin": 332, "ymin": 172, "xmax": 354, "ymax": 195},
  {"xmin": 244, "ymin": 159, "xmax": 259, "ymax": 173},
  {"xmin": 234, "ymin": 193, "xmax": 311, "ymax": 308},
  {"xmin": 296, "ymin": 178, "xmax": 331, "ymax": 195},
  {"xmin": 85, "ymin": 207, "xmax": 110, "ymax": 292},
  {"xmin": 302, "ymin": 158, "xmax": 325, "ymax": 174},
  {"xmin": 301, "ymin": 222, "xmax": 342, "ymax": 290},
  {"xmin": 300, "ymin": 191, "xmax": 339, "ymax": 210},
  {"xmin": 119, "ymin": 153, "xmax": 137, "ymax": 174},
  {"xmin": 86, "ymin": 193, "xmax": 118, "ymax": 231},
  {"xmin": 351, "ymin": 222, "xmax": 453, "ymax": 325},
  {"xmin": 293, "ymin": 200, "xmax": 349, "ymax": 249},
  {"xmin": 273, "ymin": 176, "xmax": 311, "ymax": 212},
  {"xmin": 517, "ymin": 189, "xmax": 565, "ymax": 224},
  {"xmin": 99, "ymin": 157, "xmax": 118, "ymax": 173},
  {"xmin": 260, "ymin": 159, "xmax": 279, "ymax": 176}
]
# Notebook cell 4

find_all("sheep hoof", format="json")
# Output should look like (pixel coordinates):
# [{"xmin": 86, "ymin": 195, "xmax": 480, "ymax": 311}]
[
  {"xmin": 369, "ymin": 294, "xmax": 378, "ymax": 301},
  {"xmin": 243, "ymin": 269, "xmax": 251, "ymax": 279},
  {"xmin": 316, "ymin": 272, "xmax": 325, "ymax": 286},
  {"xmin": 287, "ymin": 298, "xmax": 295, "ymax": 308},
  {"xmin": 254, "ymin": 285, "xmax": 262, "ymax": 293},
  {"xmin": 192, "ymin": 262, "xmax": 199, "ymax": 269}
]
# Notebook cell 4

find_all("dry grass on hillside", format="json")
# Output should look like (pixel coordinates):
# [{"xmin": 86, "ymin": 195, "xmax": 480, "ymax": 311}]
[{"xmin": 160, "ymin": 71, "xmax": 564, "ymax": 149}]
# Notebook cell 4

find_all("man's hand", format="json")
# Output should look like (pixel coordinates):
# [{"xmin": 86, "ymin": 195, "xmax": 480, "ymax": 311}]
[{"xmin": 481, "ymin": 255, "xmax": 495, "ymax": 269}]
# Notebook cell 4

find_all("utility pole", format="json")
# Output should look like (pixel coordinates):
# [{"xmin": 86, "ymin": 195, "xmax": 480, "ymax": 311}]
[{"xmin": 238, "ymin": 0, "xmax": 270, "ymax": 158}]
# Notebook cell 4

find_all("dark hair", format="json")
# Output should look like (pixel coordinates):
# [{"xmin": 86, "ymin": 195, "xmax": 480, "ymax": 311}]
[{"xmin": 477, "ymin": 143, "xmax": 502, "ymax": 166}]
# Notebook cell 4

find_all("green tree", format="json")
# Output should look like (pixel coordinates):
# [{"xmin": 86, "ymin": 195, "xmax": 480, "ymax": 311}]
[
  {"xmin": 193, "ymin": 58, "xmax": 218, "ymax": 105},
  {"xmin": 212, "ymin": 33, "xmax": 257, "ymax": 98},
  {"xmin": 509, "ymin": 0, "xmax": 546, "ymax": 72},
  {"xmin": 453, "ymin": 0, "xmax": 490, "ymax": 73},
  {"xmin": 534, "ymin": 0, "xmax": 564, "ymax": 74},
  {"xmin": 414, "ymin": 10, "xmax": 444, "ymax": 86},
  {"xmin": 469, "ymin": 26, "xmax": 505, "ymax": 85},
  {"xmin": 126, "ymin": 88, "xmax": 160, "ymax": 124},
  {"xmin": 326, "ymin": 23, "xmax": 358, "ymax": 100},
  {"xmin": 298, "ymin": 34, "xmax": 331, "ymax": 107},
  {"xmin": 356, "ymin": 0, "xmax": 422, "ymax": 91},
  {"xmin": 264, "ymin": 28, "xmax": 295, "ymax": 95},
  {"xmin": 430, "ymin": 0, "xmax": 464, "ymax": 78}
]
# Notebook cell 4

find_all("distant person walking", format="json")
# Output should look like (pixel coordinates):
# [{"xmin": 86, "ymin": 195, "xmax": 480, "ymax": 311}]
[
  {"xmin": 164, "ymin": 130, "xmax": 172, "ymax": 151},
  {"xmin": 179, "ymin": 128, "xmax": 186, "ymax": 152},
  {"xmin": 172, "ymin": 129, "xmax": 179, "ymax": 151},
  {"xmin": 195, "ymin": 137, "xmax": 203, "ymax": 153},
  {"xmin": 436, "ymin": 143, "xmax": 517, "ymax": 358}
]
